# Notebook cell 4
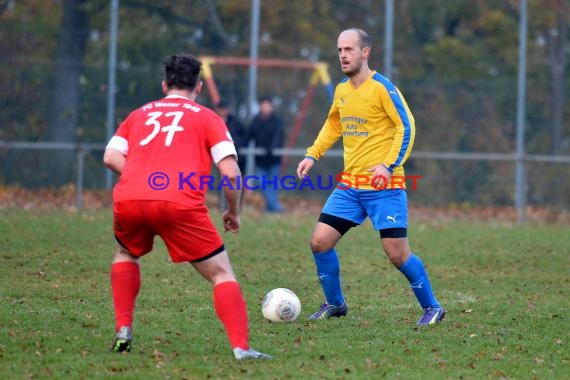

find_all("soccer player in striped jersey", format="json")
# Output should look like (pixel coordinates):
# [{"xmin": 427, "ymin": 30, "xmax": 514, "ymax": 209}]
[{"xmin": 296, "ymin": 28, "xmax": 445, "ymax": 326}]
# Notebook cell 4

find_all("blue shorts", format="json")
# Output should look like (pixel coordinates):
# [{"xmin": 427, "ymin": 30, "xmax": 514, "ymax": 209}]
[{"xmin": 321, "ymin": 188, "xmax": 408, "ymax": 230}]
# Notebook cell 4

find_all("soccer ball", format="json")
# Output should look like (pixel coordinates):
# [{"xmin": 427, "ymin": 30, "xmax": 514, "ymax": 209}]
[{"xmin": 261, "ymin": 288, "xmax": 301, "ymax": 322}]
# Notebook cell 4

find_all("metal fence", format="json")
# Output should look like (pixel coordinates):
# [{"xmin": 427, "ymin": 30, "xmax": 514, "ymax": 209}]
[
  {"xmin": 1, "ymin": 140, "xmax": 569, "ymax": 219},
  {"xmin": 2, "ymin": 1, "xmax": 569, "ymax": 220}
]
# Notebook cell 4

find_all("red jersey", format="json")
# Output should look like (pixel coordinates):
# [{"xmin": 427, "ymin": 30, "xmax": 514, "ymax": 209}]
[{"xmin": 106, "ymin": 95, "xmax": 237, "ymax": 205}]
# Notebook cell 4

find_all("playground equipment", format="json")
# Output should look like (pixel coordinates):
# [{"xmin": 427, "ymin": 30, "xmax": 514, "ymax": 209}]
[{"xmin": 199, "ymin": 56, "xmax": 334, "ymax": 155}]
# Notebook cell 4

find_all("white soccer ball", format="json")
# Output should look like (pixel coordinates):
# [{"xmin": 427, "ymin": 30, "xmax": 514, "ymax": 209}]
[{"xmin": 261, "ymin": 288, "xmax": 301, "ymax": 322}]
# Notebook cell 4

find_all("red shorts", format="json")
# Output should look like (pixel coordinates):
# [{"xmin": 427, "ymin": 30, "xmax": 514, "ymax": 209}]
[{"xmin": 113, "ymin": 200, "xmax": 224, "ymax": 263}]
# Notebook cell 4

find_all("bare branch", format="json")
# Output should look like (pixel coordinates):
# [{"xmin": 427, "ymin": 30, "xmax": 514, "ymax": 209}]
[
  {"xmin": 122, "ymin": 0, "xmax": 199, "ymax": 27},
  {"xmin": 205, "ymin": 0, "xmax": 233, "ymax": 48}
]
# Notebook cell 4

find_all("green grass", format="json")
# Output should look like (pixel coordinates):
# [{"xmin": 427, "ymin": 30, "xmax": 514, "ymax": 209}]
[{"xmin": 0, "ymin": 208, "xmax": 568, "ymax": 379}]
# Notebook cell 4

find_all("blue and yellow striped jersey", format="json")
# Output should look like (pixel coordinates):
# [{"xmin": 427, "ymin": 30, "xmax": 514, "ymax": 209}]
[{"xmin": 306, "ymin": 71, "xmax": 415, "ymax": 189}]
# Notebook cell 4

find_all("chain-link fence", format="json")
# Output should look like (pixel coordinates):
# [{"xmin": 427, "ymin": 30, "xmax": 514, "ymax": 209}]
[{"xmin": 1, "ymin": 1, "xmax": 568, "ymax": 213}]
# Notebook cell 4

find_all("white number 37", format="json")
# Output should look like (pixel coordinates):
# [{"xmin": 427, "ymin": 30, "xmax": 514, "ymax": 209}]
[{"xmin": 139, "ymin": 111, "xmax": 184, "ymax": 147}]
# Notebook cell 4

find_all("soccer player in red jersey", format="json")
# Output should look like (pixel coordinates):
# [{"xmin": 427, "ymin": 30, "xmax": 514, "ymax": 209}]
[{"xmin": 103, "ymin": 54, "xmax": 270, "ymax": 360}]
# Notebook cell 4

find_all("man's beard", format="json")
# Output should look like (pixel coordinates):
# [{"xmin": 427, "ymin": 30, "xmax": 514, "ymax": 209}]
[{"xmin": 342, "ymin": 62, "xmax": 360, "ymax": 77}]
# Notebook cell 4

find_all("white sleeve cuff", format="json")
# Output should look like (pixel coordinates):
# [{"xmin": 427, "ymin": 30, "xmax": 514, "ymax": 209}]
[
  {"xmin": 211, "ymin": 140, "xmax": 237, "ymax": 164},
  {"xmin": 105, "ymin": 136, "xmax": 128, "ymax": 155}
]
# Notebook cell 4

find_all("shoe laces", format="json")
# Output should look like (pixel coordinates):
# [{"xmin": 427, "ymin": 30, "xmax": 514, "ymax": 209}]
[{"xmin": 318, "ymin": 303, "xmax": 330, "ymax": 312}]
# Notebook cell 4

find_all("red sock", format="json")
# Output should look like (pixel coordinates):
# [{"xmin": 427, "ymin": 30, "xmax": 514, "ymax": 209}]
[
  {"xmin": 110, "ymin": 262, "xmax": 141, "ymax": 332},
  {"xmin": 213, "ymin": 281, "xmax": 249, "ymax": 350}
]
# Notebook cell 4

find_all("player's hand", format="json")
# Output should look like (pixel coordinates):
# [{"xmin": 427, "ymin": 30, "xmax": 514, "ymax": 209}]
[
  {"xmin": 367, "ymin": 164, "xmax": 392, "ymax": 189},
  {"xmin": 222, "ymin": 211, "xmax": 240, "ymax": 233},
  {"xmin": 296, "ymin": 158, "xmax": 315, "ymax": 179}
]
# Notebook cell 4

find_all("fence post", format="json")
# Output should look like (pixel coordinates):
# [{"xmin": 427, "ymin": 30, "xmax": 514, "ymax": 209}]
[
  {"xmin": 515, "ymin": 0, "xmax": 528, "ymax": 222},
  {"xmin": 245, "ymin": 140, "xmax": 256, "ymax": 178},
  {"xmin": 76, "ymin": 148, "xmax": 87, "ymax": 210}
]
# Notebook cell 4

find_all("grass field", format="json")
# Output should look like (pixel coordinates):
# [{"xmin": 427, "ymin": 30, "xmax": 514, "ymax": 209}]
[{"xmin": 0, "ymin": 208, "xmax": 568, "ymax": 379}]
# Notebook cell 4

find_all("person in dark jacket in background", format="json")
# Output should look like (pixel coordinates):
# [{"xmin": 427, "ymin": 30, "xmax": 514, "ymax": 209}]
[
  {"xmin": 248, "ymin": 96, "xmax": 285, "ymax": 213},
  {"xmin": 215, "ymin": 99, "xmax": 248, "ymax": 175}
]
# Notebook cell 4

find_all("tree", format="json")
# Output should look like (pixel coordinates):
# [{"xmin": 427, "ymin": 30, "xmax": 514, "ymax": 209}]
[
  {"xmin": 49, "ymin": 0, "xmax": 89, "ymax": 144},
  {"xmin": 543, "ymin": 0, "xmax": 568, "ymax": 154},
  {"xmin": 44, "ymin": 0, "xmax": 89, "ymax": 185}
]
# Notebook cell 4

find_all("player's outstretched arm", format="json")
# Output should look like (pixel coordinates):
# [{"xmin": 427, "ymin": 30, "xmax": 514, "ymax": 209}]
[
  {"xmin": 217, "ymin": 155, "xmax": 241, "ymax": 233},
  {"xmin": 103, "ymin": 149, "xmax": 126, "ymax": 175}
]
